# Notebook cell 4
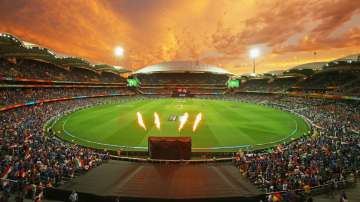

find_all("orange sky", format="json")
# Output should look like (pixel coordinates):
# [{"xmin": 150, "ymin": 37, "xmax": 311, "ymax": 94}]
[{"xmin": 0, "ymin": 0, "xmax": 359, "ymax": 74}]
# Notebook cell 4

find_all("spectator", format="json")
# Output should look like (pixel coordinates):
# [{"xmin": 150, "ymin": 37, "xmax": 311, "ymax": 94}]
[{"xmin": 68, "ymin": 190, "xmax": 78, "ymax": 202}]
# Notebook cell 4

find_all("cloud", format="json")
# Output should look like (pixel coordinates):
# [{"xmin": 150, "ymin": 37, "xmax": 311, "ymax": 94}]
[{"xmin": 0, "ymin": 0, "xmax": 359, "ymax": 74}]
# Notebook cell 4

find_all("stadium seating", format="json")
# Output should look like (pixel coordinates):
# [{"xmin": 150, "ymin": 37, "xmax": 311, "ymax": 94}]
[
  {"xmin": 232, "ymin": 93, "xmax": 360, "ymax": 196},
  {"xmin": 234, "ymin": 63, "xmax": 360, "ymax": 96},
  {"xmin": 292, "ymin": 67, "xmax": 360, "ymax": 93},
  {"xmin": 0, "ymin": 58, "xmax": 127, "ymax": 83},
  {"xmin": 236, "ymin": 78, "xmax": 270, "ymax": 92},
  {"xmin": 1, "ymin": 35, "xmax": 360, "ymax": 201},
  {"xmin": 137, "ymin": 73, "xmax": 228, "ymax": 85},
  {"xmin": 136, "ymin": 73, "xmax": 229, "ymax": 95},
  {"xmin": 265, "ymin": 76, "xmax": 304, "ymax": 92},
  {"xmin": 0, "ymin": 97, "xmax": 128, "ymax": 197},
  {"xmin": 0, "ymin": 87, "xmax": 134, "ymax": 106}
]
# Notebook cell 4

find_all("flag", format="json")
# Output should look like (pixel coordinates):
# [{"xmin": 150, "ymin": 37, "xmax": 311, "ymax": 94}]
[
  {"xmin": 272, "ymin": 192, "xmax": 282, "ymax": 201},
  {"xmin": 75, "ymin": 157, "xmax": 84, "ymax": 168},
  {"xmin": 18, "ymin": 169, "xmax": 26, "ymax": 178},
  {"xmin": 1, "ymin": 165, "xmax": 12, "ymax": 179}
]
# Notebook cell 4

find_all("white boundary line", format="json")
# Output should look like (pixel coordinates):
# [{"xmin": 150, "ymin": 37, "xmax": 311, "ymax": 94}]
[
  {"xmin": 62, "ymin": 115, "xmax": 147, "ymax": 150},
  {"xmin": 55, "ymin": 98, "xmax": 310, "ymax": 151}
]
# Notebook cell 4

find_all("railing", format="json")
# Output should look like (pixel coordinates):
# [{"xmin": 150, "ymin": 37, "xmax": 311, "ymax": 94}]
[
  {"xmin": 265, "ymin": 174, "xmax": 359, "ymax": 198},
  {"xmin": 109, "ymin": 155, "xmax": 233, "ymax": 163}
]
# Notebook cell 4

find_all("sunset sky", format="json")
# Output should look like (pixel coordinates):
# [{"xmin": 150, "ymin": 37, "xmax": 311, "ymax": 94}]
[{"xmin": 0, "ymin": 0, "xmax": 359, "ymax": 74}]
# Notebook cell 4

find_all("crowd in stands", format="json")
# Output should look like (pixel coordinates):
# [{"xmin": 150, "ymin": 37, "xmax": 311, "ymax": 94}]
[
  {"xmin": 332, "ymin": 78, "xmax": 360, "ymax": 96},
  {"xmin": 139, "ymin": 87, "xmax": 226, "ymax": 95},
  {"xmin": 236, "ymin": 65, "xmax": 360, "ymax": 96},
  {"xmin": 0, "ymin": 90, "xmax": 359, "ymax": 201},
  {"xmin": 0, "ymin": 96, "xmax": 136, "ymax": 201},
  {"xmin": 232, "ymin": 93, "xmax": 360, "ymax": 200},
  {"xmin": 0, "ymin": 87, "xmax": 135, "ymax": 106},
  {"xmin": 236, "ymin": 78, "xmax": 270, "ymax": 92},
  {"xmin": 0, "ymin": 58, "xmax": 126, "ymax": 83},
  {"xmin": 1, "ymin": 56, "xmax": 360, "ymax": 201},
  {"xmin": 265, "ymin": 77, "xmax": 304, "ymax": 92},
  {"xmin": 234, "ymin": 76, "xmax": 305, "ymax": 93},
  {"xmin": 137, "ymin": 73, "xmax": 228, "ymax": 85},
  {"xmin": 295, "ymin": 68, "xmax": 360, "ymax": 92},
  {"xmin": 136, "ymin": 73, "xmax": 229, "ymax": 95}
]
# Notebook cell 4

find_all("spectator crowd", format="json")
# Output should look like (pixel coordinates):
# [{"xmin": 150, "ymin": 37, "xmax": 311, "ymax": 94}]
[
  {"xmin": 231, "ymin": 94, "xmax": 360, "ymax": 201},
  {"xmin": 0, "ymin": 97, "xmax": 133, "ymax": 201},
  {"xmin": 0, "ymin": 58, "xmax": 126, "ymax": 83},
  {"xmin": 0, "ymin": 87, "xmax": 135, "ymax": 106}
]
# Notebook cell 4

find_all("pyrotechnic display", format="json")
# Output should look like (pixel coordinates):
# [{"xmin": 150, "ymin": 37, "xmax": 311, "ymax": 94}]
[
  {"xmin": 154, "ymin": 112, "xmax": 161, "ymax": 130},
  {"xmin": 3, "ymin": 1, "xmax": 359, "ymax": 200},
  {"xmin": 137, "ymin": 112, "xmax": 203, "ymax": 133},
  {"xmin": 178, "ymin": 112, "xmax": 189, "ymax": 132},
  {"xmin": 136, "ymin": 112, "xmax": 147, "ymax": 130},
  {"xmin": 192, "ymin": 113, "xmax": 202, "ymax": 132}
]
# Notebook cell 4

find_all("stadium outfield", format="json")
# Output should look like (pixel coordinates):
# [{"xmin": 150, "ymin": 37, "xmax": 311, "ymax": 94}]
[{"xmin": 48, "ymin": 98, "xmax": 310, "ymax": 152}]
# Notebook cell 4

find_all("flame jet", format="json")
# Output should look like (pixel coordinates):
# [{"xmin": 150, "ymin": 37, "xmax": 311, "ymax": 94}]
[
  {"xmin": 154, "ymin": 112, "xmax": 161, "ymax": 130},
  {"xmin": 178, "ymin": 112, "xmax": 189, "ymax": 132},
  {"xmin": 192, "ymin": 112, "xmax": 202, "ymax": 132},
  {"xmin": 136, "ymin": 112, "xmax": 147, "ymax": 130}
]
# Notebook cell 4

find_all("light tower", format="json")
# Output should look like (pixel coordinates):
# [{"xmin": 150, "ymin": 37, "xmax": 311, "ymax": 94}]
[{"xmin": 249, "ymin": 48, "xmax": 260, "ymax": 74}]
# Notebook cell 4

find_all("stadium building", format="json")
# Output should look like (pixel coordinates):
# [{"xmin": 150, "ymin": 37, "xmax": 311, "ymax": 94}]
[
  {"xmin": 1, "ymin": 28, "xmax": 360, "ymax": 202},
  {"xmin": 133, "ymin": 61, "xmax": 232, "ymax": 96}
]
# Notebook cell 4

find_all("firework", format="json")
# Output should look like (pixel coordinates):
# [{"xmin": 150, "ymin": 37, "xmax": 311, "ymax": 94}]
[
  {"xmin": 192, "ymin": 112, "xmax": 202, "ymax": 132},
  {"xmin": 178, "ymin": 112, "xmax": 189, "ymax": 132},
  {"xmin": 136, "ymin": 112, "xmax": 147, "ymax": 130},
  {"xmin": 154, "ymin": 112, "xmax": 161, "ymax": 130}
]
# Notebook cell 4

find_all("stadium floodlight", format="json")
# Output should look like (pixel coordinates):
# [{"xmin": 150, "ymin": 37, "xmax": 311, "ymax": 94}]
[
  {"xmin": 249, "ymin": 48, "xmax": 260, "ymax": 74},
  {"xmin": 249, "ymin": 48, "xmax": 260, "ymax": 59},
  {"xmin": 114, "ymin": 47, "xmax": 124, "ymax": 57}
]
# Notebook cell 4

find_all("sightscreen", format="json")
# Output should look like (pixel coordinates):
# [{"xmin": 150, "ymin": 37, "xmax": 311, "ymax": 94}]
[{"xmin": 148, "ymin": 136, "xmax": 192, "ymax": 160}]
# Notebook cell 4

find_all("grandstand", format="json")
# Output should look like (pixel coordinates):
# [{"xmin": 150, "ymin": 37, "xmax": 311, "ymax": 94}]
[
  {"xmin": 134, "ymin": 61, "xmax": 231, "ymax": 96},
  {"xmin": 0, "ymin": 33, "xmax": 129, "ymax": 83},
  {"xmin": 232, "ymin": 60, "xmax": 360, "ymax": 97},
  {"xmin": 1, "ymin": 31, "xmax": 360, "ymax": 202}
]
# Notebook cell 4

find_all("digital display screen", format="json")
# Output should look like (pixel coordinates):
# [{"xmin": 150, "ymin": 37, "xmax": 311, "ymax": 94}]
[
  {"xmin": 227, "ymin": 79, "xmax": 239, "ymax": 88},
  {"xmin": 127, "ymin": 78, "xmax": 140, "ymax": 87}
]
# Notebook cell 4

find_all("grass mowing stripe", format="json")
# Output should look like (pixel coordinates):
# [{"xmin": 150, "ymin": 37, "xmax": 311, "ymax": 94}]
[{"xmin": 53, "ymin": 98, "xmax": 310, "ymax": 152}]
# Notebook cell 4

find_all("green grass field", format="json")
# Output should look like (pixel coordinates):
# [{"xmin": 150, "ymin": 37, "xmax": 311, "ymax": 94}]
[{"xmin": 50, "ymin": 98, "xmax": 310, "ymax": 152}]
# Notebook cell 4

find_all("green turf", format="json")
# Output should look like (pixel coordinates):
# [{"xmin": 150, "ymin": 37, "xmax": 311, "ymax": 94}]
[{"xmin": 50, "ymin": 98, "xmax": 310, "ymax": 152}]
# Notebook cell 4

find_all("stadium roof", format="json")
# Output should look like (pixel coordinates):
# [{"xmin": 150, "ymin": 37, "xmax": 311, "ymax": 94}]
[
  {"xmin": 331, "ymin": 53, "xmax": 360, "ymax": 62},
  {"xmin": 265, "ymin": 70, "xmax": 285, "ymax": 76},
  {"xmin": 133, "ymin": 61, "xmax": 233, "ymax": 75},
  {"xmin": 0, "ymin": 33, "xmax": 131, "ymax": 74},
  {"xmin": 289, "ymin": 62, "xmax": 327, "ymax": 71}
]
